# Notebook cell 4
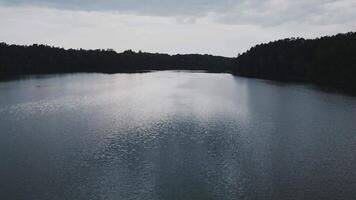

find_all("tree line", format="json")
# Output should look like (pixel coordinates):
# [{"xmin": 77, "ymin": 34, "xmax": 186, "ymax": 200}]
[
  {"xmin": 234, "ymin": 32, "xmax": 356, "ymax": 92},
  {"xmin": 0, "ymin": 43, "xmax": 234, "ymax": 75},
  {"xmin": 1, "ymin": 31, "xmax": 356, "ymax": 92}
]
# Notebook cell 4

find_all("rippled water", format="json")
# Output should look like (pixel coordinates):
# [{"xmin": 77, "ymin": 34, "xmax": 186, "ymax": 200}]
[{"xmin": 0, "ymin": 71, "xmax": 355, "ymax": 200}]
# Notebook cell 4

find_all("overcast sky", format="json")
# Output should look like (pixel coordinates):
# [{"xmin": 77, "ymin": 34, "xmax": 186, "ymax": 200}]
[{"xmin": 0, "ymin": 0, "xmax": 355, "ymax": 56}]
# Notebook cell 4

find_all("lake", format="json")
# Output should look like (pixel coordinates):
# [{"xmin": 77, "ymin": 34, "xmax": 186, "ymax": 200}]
[{"xmin": 0, "ymin": 71, "xmax": 355, "ymax": 200}]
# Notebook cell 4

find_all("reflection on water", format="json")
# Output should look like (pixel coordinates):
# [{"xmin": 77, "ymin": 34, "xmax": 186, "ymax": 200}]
[{"xmin": 0, "ymin": 71, "xmax": 355, "ymax": 200}]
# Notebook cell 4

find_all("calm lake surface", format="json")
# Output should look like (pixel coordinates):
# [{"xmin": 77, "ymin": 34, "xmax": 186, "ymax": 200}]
[{"xmin": 0, "ymin": 71, "xmax": 355, "ymax": 200}]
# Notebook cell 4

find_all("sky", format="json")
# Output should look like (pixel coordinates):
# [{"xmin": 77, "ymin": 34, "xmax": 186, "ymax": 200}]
[{"xmin": 0, "ymin": 0, "xmax": 355, "ymax": 57}]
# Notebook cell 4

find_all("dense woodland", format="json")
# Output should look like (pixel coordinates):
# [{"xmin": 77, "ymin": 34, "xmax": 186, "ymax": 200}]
[
  {"xmin": 0, "ymin": 43, "xmax": 233, "ymax": 75},
  {"xmin": 1, "ymin": 32, "xmax": 356, "ymax": 92},
  {"xmin": 234, "ymin": 32, "xmax": 356, "ymax": 91}
]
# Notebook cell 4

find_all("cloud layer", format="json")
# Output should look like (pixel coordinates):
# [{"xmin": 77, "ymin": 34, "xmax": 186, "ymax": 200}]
[
  {"xmin": 0, "ymin": 0, "xmax": 355, "ymax": 56},
  {"xmin": 1, "ymin": 0, "xmax": 356, "ymax": 26}
]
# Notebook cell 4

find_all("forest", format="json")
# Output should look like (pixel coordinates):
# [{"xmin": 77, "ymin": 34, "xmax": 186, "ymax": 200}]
[
  {"xmin": 0, "ymin": 43, "xmax": 234, "ymax": 75},
  {"xmin": 234, "ymin": 32, "xmax": 356, "ymax": 91},
  {"xmin": 1, "ymin": 32, "xmax": 356, "ymax": 92}
]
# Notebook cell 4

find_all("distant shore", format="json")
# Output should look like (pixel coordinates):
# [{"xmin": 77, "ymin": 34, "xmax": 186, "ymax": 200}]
[{"xmin": 1, "ymin": 32, "xmax": 355, "ymax": 94}]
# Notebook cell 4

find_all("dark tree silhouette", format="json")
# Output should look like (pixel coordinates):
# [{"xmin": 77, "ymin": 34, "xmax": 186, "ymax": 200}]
[
  {"xmin": 234, "ymin": 32, "xmax": 356, "ymax": 92},
  {"xmin": 0, "ymin": 43, "xmax": 234, "ymax": 75},
  {"xmin": 1, "ymin": 32, "xmax": 356, "ymax": 93}
]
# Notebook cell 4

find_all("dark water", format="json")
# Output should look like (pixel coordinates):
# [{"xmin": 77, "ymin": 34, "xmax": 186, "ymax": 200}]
[{"xmin": 0, "ymin": 71, "xmax": 355, "ymax": 200}]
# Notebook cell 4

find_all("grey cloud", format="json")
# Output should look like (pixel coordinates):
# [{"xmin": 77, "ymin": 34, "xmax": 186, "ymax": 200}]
[
  {"xmin": 0, "ymin": 0, "xmax": 235, "ymax": 16},
  {"xmin": 1, "ymin": 0, "xmax": 355, "ymax": 26}
]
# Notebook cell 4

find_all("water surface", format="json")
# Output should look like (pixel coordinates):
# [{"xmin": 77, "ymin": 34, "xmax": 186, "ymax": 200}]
[{"xmin": 0, "ymin": 71, "xmax": 355, "ymax": 200}]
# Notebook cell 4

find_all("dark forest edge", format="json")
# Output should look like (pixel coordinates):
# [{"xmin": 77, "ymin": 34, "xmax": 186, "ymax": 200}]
[
  {"xmin": 1, "ymin": 31, "xmax": 355, "ymax": 93},
  {"xmin": 0, "ymin": 43, "xmax": 234, "ymax": 75},
  {"xmin": 233, "ymin": 32, "xmax": 356, "ymax": 93}
]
